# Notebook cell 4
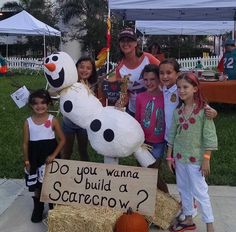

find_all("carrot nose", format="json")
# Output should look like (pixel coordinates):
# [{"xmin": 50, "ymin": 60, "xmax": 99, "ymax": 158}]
[{"xmin": 44, "ymin": 63, "xmax": 56, "ymax": 72}]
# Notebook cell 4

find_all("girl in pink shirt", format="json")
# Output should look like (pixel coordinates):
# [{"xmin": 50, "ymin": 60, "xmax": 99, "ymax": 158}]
[{"xmin": 136, "ymin": 64, "xmax": 168, "ymax": 193}]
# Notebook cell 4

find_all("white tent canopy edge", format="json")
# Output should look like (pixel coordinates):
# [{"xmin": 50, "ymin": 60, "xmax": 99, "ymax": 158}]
[
  {"xmin": 0, "ymin": 10, "xmax": 61, "ymax": 58},
  {"xmin": 135, "ymin": 21, "xmax": 234, "ymax": 35},
  {"xmin": 108, "ymin": 0, "xmax": 236, "ymax": 21}
]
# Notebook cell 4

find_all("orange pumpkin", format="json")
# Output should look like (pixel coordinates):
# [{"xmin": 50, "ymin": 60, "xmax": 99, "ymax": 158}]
[{"xmin": 114, "ymin": 207, "xmax": 148, "ymax": 232}]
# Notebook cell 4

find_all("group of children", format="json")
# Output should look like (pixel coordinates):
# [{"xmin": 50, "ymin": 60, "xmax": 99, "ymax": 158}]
[
  {"xmin": 23, "ymin": 56, "xmax": 217, "ymax": 232},
  {"xmin": 135, "ymin": 59, "xmax": 217, "ymax": 232}
]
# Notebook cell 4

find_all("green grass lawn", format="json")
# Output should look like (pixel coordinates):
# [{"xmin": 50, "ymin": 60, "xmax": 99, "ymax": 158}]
[{"xmin": 0, "ymin": 73, "xmax": 236, "ymax": 186}]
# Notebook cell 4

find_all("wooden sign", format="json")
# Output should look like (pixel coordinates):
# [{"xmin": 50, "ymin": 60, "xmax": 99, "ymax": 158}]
[
  {"xmin": 102, "ymin": 80, "xmax": 121, "ymax": 103},
  {"xmin": 41, "ymin": 159, "xmax": 158, "ymax": 216}
]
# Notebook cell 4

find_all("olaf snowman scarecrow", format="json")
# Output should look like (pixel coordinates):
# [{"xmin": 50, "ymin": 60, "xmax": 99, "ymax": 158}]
[{"xmin": 44, "ymin": 52, "xmax": 156, "ymax": 167}]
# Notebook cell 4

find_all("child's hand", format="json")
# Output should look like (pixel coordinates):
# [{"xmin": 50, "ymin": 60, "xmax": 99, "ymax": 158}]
[
  {"xmin": 46, "ymin": 155, "xmax": 55, "ymax": 164},
  {"xmin": 200, "ymin": 159, "xmax": 210, "ymax": 177},
  {"xmin": 167, "ymin": 159, "xmax": 175, "ymax": 174},
  {"xmin": 204, "ymin": 105, "xmax": 217, "ymax": 119},
  {"xmin": 25, "ymin": 163, "xmax": 30, "ymax": 173}
]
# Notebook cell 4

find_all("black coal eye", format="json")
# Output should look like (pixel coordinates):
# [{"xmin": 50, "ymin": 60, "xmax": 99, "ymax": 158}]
[
  {"xmin": 90, "ymin": 119, "xmax": 101, "ymax": 132},
  {"xmin": 52, "ymin": 56, "xmax": 58, "ymax": 61},
  {"xmin": 45, "ymin": 58, "xmax": 49, "ymax": 63},
  {"xmin": 63, "ymin": 100, "xmax": 73, "ymax": 113},
  {"xmin": 103, "ymin": 129, "xmax": 114, "ymax": 142}
]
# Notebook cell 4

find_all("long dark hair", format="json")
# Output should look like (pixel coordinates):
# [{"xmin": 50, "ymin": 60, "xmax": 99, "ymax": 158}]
[
  {"xmin": 76, "ymin": 56, "xmax": 98, "ymax": 85},
  {"xmin": 177, "ymin": 72, "xmax": 206, "ymax": 112},
  {"xmin": 28, "ymin": 89, "xmax": 52, "ymax": 105}
]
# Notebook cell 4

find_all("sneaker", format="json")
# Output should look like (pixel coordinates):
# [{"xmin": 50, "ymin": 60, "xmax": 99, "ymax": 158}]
[
  {"xmin": 176, "ymin": 211, "xmax": 186, "ymax": 222},
  {"xmin": 176, "ymin": 208, "xmax": 198, "ymax": 222}
]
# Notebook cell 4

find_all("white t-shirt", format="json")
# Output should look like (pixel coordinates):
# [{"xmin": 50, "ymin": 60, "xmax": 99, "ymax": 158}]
[
  {"xmin": 27, "ymin": 114, "xmax": 55, "ymax": 141},
  {"xmin": 116, "ymin": 52, "xmax": 160, "ymax": 113},
  {"xmin": 163, "ymin": 85, "xmax": 179, "ymax": 141}
]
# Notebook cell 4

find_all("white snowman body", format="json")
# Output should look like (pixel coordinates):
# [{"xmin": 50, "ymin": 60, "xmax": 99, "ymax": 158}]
[
  {"xmin": 44, "ymin": 52, "xmax": 155, "ymax": 167},
  {"xmin": 60, "ymin": 83, "xmax": 145, "ymax": 158}
]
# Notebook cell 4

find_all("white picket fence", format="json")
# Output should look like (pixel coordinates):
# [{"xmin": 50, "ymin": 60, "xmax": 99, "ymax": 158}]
[
  {"xmin": 5, "ymin": 57, "xmax": 43, "ymax": 73},
  {"xmin": 109, "ymin": 55, "xmax": 221, "ymax": 71},
  {"xmin": 177, "ymin": 56, "xmax": 221, "ymax": 69},
  {"xmin": 4, "ymin": 55, "xmax": 221, "ymax": 72}
]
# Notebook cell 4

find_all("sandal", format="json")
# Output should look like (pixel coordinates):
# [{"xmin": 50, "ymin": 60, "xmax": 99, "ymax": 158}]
[{"xmin": 170, "ymin": 222, "xmax": 196, "ymax": 232}]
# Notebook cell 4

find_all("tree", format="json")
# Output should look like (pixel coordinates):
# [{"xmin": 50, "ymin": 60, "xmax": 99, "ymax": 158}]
[
  {"xmin": 58, "ymin": 0, "xmax": 125, "ymax": 61},
  {"xmin": 145, "ymin": 35, "xmax": 211, "ymax": 59},
  {"xmin": 58, "ymin": 0, "xmax": 107, "ymax": 56}
]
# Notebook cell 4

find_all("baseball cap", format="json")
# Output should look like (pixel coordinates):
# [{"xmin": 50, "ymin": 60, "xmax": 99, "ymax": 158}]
[
  {"xmin": 119, "ymin": 28, "xmax": 137, "ymax": 41},
  {"xmin": 224, "ymin": 39, "xmax": 235, "ymax": 46}
]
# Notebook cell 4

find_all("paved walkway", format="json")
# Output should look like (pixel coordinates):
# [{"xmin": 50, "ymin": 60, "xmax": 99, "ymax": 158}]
[{"xmin": 0, "ymin": 179, "xmax": 235, "ymax": 232}]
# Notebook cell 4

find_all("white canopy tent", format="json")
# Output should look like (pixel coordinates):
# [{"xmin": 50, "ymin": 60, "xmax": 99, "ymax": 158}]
[
  {"xmin": 0, "ymin": 10, "xmax": 61, "ymax": 58},
  {"xmin": 109, "ymin": 0, "xmax": 236, "ymax": 58},
  {"xmin": 135, "ymin": 21, "xmax": 234, "ymax": 35},
  {"xmin": 108, "ymin": 0, "xmax": 236, "ymax": 21}
]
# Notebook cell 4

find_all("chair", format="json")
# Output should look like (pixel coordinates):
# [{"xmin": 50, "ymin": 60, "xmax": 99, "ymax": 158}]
[
  {"xmin": 45, "ymin": 82, "xmax": 60, "ymax": 116},
  {"xmin": 49, "ymin": 94, "xmax": 60, "ymax": 116}
]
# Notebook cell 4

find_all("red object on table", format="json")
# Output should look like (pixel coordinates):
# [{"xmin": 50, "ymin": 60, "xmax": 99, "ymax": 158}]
[{"xmin": 199, "ymin": 80, "xmax": 236, "ymax": 104}]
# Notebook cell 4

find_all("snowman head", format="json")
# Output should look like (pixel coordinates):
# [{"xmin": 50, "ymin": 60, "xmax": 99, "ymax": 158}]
[{"xmin": 44, "ymin": 52, "xmax": 78, "ymax": 92}]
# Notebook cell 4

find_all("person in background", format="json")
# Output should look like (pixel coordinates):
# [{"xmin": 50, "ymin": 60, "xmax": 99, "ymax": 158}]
[
  {"xmin": 135, "ymin": 64, "xmax": 168, "ymax": 193},
  {"xmin": 61, "ymin": 57, "xmax": 98, "ymax": 161},
  {"xmin": 23, "ymin": 89, "xmax": 65, "ymax": 223},
  {"xmin": 115, "ymin": 28, "xmax": 160, "ymax": 117},
  {"xmin": 167, "ymin": 72, "xmax": 217, "ymax": 232},
  {"xmin": 217, "ymin": 39, "xmax": 236, "ymax": 80},
  {"xmin": 0, "ymin": 53, "xmax": 7, "ymax": 75},
  {"xmin": 148, "ymin": 42, "xmax": 165, "ymax": 62},
  {"xmin": 195, "ymin": 60, "xmax": 203, "ymax": 69}
]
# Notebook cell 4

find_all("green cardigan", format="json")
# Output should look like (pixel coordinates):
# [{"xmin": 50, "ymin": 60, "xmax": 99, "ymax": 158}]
[{"xmin": 168, "ymin": 105, "xmax": 218, "ymax": 165}]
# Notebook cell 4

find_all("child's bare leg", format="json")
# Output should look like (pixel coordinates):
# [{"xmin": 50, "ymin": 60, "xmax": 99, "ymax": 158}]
[{"xmin": 206, "ymin": 222, "xmax": 214, "ymax": 232}]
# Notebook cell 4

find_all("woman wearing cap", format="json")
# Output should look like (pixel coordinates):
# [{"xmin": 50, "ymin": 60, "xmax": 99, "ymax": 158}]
[{"xmin": 115, "ymin": 28, "xmax": 160, "ymax": 117}]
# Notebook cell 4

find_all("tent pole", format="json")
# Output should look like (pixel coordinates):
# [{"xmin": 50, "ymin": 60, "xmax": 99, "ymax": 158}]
[
  {"xmin": 141, "ymin": 33, "xmax": 145, "ymax": 52},
  {"xmin": 234, "ymin": 11, "xmax": 236, "ymax": 40},
  {"xmin": 6, "ymin": 36, "xmax": 8, "ymax": 59},
  {"xmin": 43, "ymin": 34, "xmax": 46, "ymax": 58},
  {"xmin": 106, "ymin": 8, "xmax": 111, "ymax": 75}
]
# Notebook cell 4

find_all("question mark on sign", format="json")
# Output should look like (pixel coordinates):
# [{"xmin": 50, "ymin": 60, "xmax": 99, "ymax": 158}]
[{"xmin": 136, "ymin": 189, "xmax": 149, "ymax": 211}]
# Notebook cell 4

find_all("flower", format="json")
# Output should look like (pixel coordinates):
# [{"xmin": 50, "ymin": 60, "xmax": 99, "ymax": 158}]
[
  {"xmin": 176, "ymin": 153, "xmax": 182, "ymax": 159},
  {"xmin": 178, "ymin": 109, "xmax": 182, "ymax": 115},
  {"xmin": 179, "ymin": 117, "xmax": 184, "ymax": 123},
  {"xmin": 189, "ymin": 117, "xmax": 196, "ymax": 124},
  {"xmin": 44, "ymin": 120, "xmax": 51, "ymax": 128},
  {"xmin": 183, "ymin": 123, "xmax": 189, "ymax": 130},
  {"xmin": 193, "ymin": 108, "xmax": 199, "ymax": 114},
  {"xmin": 189, "ymin": 156, "xmax": 196, "ymax": 163}
]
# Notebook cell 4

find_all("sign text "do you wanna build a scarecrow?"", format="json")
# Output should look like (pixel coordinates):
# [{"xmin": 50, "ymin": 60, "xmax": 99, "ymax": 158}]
[{"xmin": 41, "ymin": 159, "xmax": 158, "ymax": 216}]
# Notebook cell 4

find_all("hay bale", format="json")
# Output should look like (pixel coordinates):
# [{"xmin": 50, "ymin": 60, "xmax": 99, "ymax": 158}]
[
  {"xmin": 48, "ymin": 205, "xmax": 122, "ymax": 232},
  {"xmin": 48, "ymin": 190, "xmax": 180, "ymax": 231},
  {"xmin": 146, "ymin": 189, "xmax": 180, "ymax": 230}
]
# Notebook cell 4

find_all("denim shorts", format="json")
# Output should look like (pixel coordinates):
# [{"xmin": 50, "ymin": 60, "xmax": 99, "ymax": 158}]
[
  {"xmin": 145, "ymin": 141, "xmax": 166, "ymax": 159},
  {"xmin": 62, "ymin": 117, "xmax": 87, "ymax": 135},
  {"xmin": 126, "ymin": 108, "xmax": 135, "ymax": 117}
]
